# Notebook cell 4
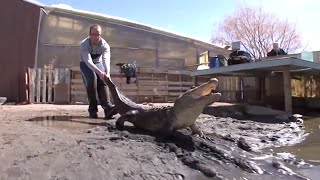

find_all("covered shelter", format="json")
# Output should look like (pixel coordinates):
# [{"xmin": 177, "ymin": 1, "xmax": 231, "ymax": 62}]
[{"xmin": 191, "ymin": 57, "xmax": 320, "ymax": 115}]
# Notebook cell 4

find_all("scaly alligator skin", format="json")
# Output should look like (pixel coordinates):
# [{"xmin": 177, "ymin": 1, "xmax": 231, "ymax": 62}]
[{"xmin": 106, "ymin": 78, "xmax": 221, "ymax": 136}]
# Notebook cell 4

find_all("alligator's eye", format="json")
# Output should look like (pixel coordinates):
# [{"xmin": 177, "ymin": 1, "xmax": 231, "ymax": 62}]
[{"xmin": 190, "ymin": 85, "xmax": 197, "ymax": 89}]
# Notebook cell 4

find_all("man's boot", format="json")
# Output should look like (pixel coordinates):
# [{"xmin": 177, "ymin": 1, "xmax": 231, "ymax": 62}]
[
  {"xmin": 104, "ymin": 104, "xmax": 117, "ymax": 119},
  {"xmin": 89, "ymin": 110, "xmax": 98, "ymax": 119}
]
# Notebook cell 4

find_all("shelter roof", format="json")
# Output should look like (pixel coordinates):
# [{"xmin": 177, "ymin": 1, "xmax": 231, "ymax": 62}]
[{"xmin": 191, "ymin": 57, "xmax": 320, "ymax": 77}]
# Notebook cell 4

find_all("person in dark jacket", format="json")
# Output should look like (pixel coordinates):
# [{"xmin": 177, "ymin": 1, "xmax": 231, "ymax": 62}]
[{"xmin": 267, "ymin": 43, "xmax": 287, "ymax": 57}]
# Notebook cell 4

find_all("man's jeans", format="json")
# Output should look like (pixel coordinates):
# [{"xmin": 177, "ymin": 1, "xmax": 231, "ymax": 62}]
[{"xmin": 80, "ymin": 61, "xmax": 113, "ymax": 113}]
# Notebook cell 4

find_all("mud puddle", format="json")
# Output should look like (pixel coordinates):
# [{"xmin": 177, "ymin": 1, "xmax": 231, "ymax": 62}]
[
  {"xmin": 26, "ymin": 116, "xmax": 108, "ymax": 131},
  {"xmin": 24, "ymin": 114, "xmax": 317, "ymax": 179}
]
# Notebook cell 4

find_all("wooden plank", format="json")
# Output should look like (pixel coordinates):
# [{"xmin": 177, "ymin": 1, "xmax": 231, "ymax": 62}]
[
  {"xmin": 71, "ymin": 79, "xmax": 83, "ymax": 84},
  {"xmin": 54, "ymin": 68, "xmax": 59, "ymax": 85},
  {"xmin": 71, "ymin": 66, "xmax": 117, "ymax": 73},
  {"xmin": 135, "ymin": 76, "xmax": 164, "ymax": 81},
  {"xmin": 226, "ymin": 77, "xmax": 231, "ymax": 102},
  {"xmin": 25, "ymin": 69, "xmax": 29, "ymax": 103},
  {"xmin": 283, "ymin": 66, "xmax": 292, "ymax": 115},
  {"xmin": 167, "ymin": 96, "xmax": 179, "ymax": 102},
  {"xmin": 137, "ymin": 86, "xmax": 167, "ymax": 91},
  {"xmin": 111, "ymin": 77, "xmax": 137, "ymax": 84},
  {"xmin": 168, "ymin": 81, "xmax": 194, "ymax": 86},
  {"xmin": 42, "ymin": 69, "xmax": 47, "ymax": 103},
  {"xmin": 71, "ymin": 91, "xmax": 87, "ymax": 96},
  {"xmin": 165, "ymin": 73, "xmax": 168, "ymax": 102},
  {"xmin": 71, "ymin": 93, "xmax": 87, "ymax": 98},
  {"xmin": 71, "ymin": 95, "xmax": 88, "ymax": 104},
  {"xmin": 138, "ymin": 90, "xmax": 168, "ymax": 96},
  {"xmin": 29, "ymin": 68, "xmax": 35, "ymax": 103},
  {"xmin": 138, "ymin": 67, "xmax": 168, "ymax": 74},
  {"xmin": 36, "ymin": 68, "xmax": 41, "ymax": 103},
  {"xmin": 167, "ymin": 70, "xmax": 191, "ymax": 75},
  {"xmin": 47, "ymin": 69, "xmax": 53, "ymax": 103},
  {"xmin": 137, "ymin": 80, "xmax": 168, "ymax": 86},
  {"xmin": 119, "ymin": 84, "xmax": 138, "ymax": 90},
  {"xmin": 121, "ymin": 92, "xmax": 139, "ymax": 96},
  {"xmin": 72, "ymin": 73, "xmax": 83, "ymax": 80},
  {"xmin": 65, "ymin": 68, "xmax": 71, "ymax": 103},
  {"xmin": 71, "ymin": 85, "xmax": 86, "ymax": 91},
  {"xmin": 53, "ymin": 68, "xmax": 59, "ymax": 103},
  {"xmin": 168, "ymin": 87, "xmax": 190, "ymax": 91},
  {"xmin": 168, "ymin": 92, "xmax": 183, "ymax": 96}
]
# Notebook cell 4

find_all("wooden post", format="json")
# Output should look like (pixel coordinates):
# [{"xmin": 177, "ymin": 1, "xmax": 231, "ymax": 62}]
[
  {"xmin": 47, "ymin": 69, "xmax": 53, "ymax": 103},
  {"xmin": 193, "ymin": 76, "xmax": 198, "ymax": 86},
  {"xmin": 29, "ymin": 68, "xmax": 35, "ymax": 103},
  {"xmin": 42, "ymin": 69, "xmax": 47, "ymax": 103},
  {"xmin": 36, "ymin": 68, "xmax": 41, "ymax": 103},
  {"xmin": 26, "ymin": 68, "xmax": 30, "ymax": 103},
  {"xmin": 260, "ymin": 76, "xmax": 266, "ymax": 102},
  {"xmin": 283, "ymin": 66, "xmax": 292, "ymax": 115}
]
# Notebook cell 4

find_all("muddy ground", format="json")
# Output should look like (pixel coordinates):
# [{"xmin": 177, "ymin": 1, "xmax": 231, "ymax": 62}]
[{"xmin": 0, "ymin": 103, "xmax": 315, "ymax": 180}]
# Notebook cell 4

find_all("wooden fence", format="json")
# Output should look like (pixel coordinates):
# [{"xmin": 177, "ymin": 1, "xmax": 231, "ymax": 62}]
[
  {"xmin": 27, "ymin": 66, "xmax": 242, "ymax": 104},
  {"xmin": 26, "ymin": 68, "xmax": 70, "ymax": 103},
  {"xmin": 69, "ymin": 67, "xmax": 242, "ymax": 104},
  {"xmin": 70, "ymin": 66, "xmax": 200, "ymax": 104}
]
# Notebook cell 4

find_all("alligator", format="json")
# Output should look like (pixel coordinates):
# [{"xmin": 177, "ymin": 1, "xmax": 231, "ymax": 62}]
[{"xmin": 105, "ymin": 77, "xmax": 221, "ymax": 137}]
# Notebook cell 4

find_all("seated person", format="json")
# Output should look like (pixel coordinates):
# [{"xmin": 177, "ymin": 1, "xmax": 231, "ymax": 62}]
[{"xmin": 267, "ymin": 43, "xmax": 287, "ymax": 57}]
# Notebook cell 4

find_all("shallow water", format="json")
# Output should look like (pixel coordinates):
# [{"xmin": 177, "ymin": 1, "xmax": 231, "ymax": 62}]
[
  {"xmin": 270, "ymin": 116, "xmax": 320, "ymax": 179},
  {"xmin": 26, "ymin": 116, "xmax": 107, "ymax": 130},
  {"xmin": 273, "ymin": 117, "xmax": 320, "ymax": 162}
]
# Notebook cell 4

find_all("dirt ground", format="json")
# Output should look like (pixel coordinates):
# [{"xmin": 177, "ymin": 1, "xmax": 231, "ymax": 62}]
[{"xmin": 0, "ymin": 103, "xmax": 314, "ymax": 180}]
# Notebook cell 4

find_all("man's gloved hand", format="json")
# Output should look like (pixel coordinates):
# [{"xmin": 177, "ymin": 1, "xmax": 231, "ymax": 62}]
[{"xmin": 97, "ymin": 71, "xmax": 108, "ymax": 82}]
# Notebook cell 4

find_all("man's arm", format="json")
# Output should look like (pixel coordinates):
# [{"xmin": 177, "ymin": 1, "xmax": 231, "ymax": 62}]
[
  {"xmin": 80, "ymin": 44, "xmax": 105, "ymax": 78},
  {"xmin": 102, "ymin": 45, "xmax": 111, "ymax": 78},
  {"xmin": 80, "ymin": 45, "xmax": 106, "ymax": 79}
]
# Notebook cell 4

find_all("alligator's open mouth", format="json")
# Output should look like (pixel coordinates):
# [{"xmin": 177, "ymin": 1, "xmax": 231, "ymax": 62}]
[
  {"xmin": 202, "ymin": 86, "xmax": 218, "ymax": 96},
  {"xmin": 190, "ymin": 78, "xmax": 219, "ymax": 97},
  {"xmin": 204, "ymin": 91, "xmax": 218, "ymax": 97}
]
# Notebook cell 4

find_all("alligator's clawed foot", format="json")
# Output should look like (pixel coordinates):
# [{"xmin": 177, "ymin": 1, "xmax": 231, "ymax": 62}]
[
  {"xmin": 203, "ymin": 135, "xmax": 214, "ymax": 141},
  {"xmin": 192, "ymin": 130, "xmax": 214, "ymax": 141},
  {"xmin": 193, "ymin": 133, "xmax": 210, "ymax": 140},
  {"xmin": 190, "ymin": 124, "xmax": 204, "ymax": 137}
]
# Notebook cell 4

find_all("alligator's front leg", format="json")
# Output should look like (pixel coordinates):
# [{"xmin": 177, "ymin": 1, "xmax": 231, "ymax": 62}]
[
  {"xmin": 190, "ymin": 124, "xmax": 204, "ymax": 137},
  {"xmin": 116, "ymin": 110, "xmax": 139, "ymax": 130}
]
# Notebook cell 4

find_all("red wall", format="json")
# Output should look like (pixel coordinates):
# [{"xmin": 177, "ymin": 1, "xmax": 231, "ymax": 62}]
[{"xmin": 0, "ymin": 0, "xmax": 40, "ymax": 102}]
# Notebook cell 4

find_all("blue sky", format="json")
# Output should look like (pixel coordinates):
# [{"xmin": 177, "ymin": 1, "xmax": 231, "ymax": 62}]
[{"xmin": 33, "ymin": 0, "xmax": 319, "ymax": 51}]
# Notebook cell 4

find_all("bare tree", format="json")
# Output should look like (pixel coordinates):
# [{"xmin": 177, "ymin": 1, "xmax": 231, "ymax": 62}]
[{"xmin": 211, "ymin": 7, "xmax": 302, "ymax": 60}]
